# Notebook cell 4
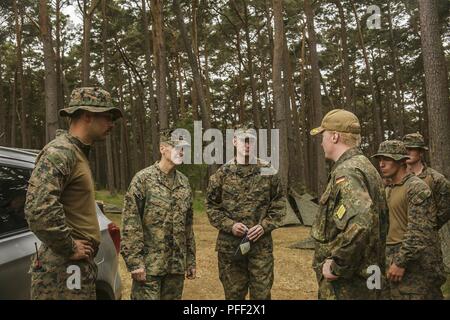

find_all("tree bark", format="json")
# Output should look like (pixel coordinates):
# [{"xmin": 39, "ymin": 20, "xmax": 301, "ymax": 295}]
[
  {"xmin": 272, "ymin": 0, "xmax": 289, "ymax": 193},
  {"xmin": 304, "ymin": 0, "xmax": 326, "ymax": 194},
  {"xmin": 418, "ymin": 0, "xmax": 450, "ymax": 178},
  {"xmin": 151, "ymin": 0, "xmax": 168, "ymax": 129},
  {"xmin": 81, "ymin": 0, "xmax": 101, "ymax": 86},
  {"xmin": 387, "ymin": 3, "xmax": 405, "ymax": 136},
  {"xmin": 334, "ymin": 0, "xmax": 352, "ymax": 109},
  {"xmin": 173, "ymin": 0, "xmax": 211, "ymax": 129},
  {"xmin": 39, "ymin": 0, "xmax": 59, "ymax": 142},
  {"xmin": 55, "ymin": 0, "xmax": 65, "ymax": 125},
  {"xmin": 243, "ymin": 0, "xmax": 261, "ymax": 128},
  {"xmin": 0, "ymin": 54, "xmax": 5, "ymax": 146},
  {"xmin": 13, "ymin": 0, "xmax": 28, "ymax": 148},
  {"xmin": 102, "ymin": 0, "xmax": 116, "ymax": 195},
  {"xmin": 142, "ymin": 0, "xmax": 160, "ymax": 162},
  {"xmin": 350, "ymin": 0, "xmax": 382, "ymax": 152},
  {"xmin": 283, "ymin": 35, "xmax": 303, "ymax": 185}
]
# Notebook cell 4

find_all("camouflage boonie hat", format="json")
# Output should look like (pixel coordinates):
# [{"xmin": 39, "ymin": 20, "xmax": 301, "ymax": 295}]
[
  {"xmin": 160, "ymin": 128, "xmax": 190, "ymax": 147},
  {"xmin": 59, "ymin": 87, "xmax": 123, "ymax": 120},
  {"xmin": 310, "ymin": 109, "xmax": 361, "ymax": 136},
  {"xmin": 372, "ymin": 140, "xmax": 410, "ymax": 161},
  {"xmin": 234, "ymin": 122, "xmax": 257, "ymax": 140},
  {"xmin": 402, "ymin": 132, "xmax": 428, "ymax": 150}
]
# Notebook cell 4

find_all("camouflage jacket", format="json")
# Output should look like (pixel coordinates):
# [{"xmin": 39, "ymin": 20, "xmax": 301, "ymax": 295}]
[
  {"xmin": 121, "ymin": 162, "xmax": 196, "ymax": 275},
  {"xmin": 311, "ymin": 148, "xmax": 389, "ymax": 279},
  {"xmin": 386, "ymin": 173, "xmax": 442, "ymax": 268},
  {"xmin": 25, "ymin": 129, "xmax": 99, "ymax": 258},
  {"xmin": 206, "ymin": 159, "xmax": 286, "ymax": 254},
  {"xmin": 417, "ymin": 165, "xmax": 450, "ymax": 229}
]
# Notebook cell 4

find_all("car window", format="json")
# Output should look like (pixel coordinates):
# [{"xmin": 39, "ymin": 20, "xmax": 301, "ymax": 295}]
[{"xmin": 0, "ymin": 165, "xmax": 30, "ymax": 236}]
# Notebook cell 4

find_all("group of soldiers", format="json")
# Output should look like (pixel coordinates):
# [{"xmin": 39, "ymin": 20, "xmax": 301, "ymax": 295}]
[
  {"xmin": 310, "ymin": 109, "xmax": 450, "ymax": 300},
  {"xmin": 24, "ymin": 87, "xmax": 449, "ymax": 300}
]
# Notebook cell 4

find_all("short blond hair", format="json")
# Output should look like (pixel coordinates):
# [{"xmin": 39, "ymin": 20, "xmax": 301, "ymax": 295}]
[{"xmin": 338, "ymin": 132, "xmax": 361, "ymax": 148}]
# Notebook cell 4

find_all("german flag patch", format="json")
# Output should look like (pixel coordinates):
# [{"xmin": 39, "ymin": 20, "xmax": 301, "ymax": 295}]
[{"xmin": 336, "ymin": 176, "xmax": 346, "ymax": 185}]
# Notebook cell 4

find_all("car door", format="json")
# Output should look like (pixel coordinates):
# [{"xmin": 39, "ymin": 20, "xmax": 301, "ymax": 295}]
[{"xmin": 0, "ymin": 164, "xmax": 39, "ymax": 300}]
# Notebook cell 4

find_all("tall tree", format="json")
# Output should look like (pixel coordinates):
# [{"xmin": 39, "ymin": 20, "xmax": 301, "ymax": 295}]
[
  {"xmin": 350, "ymin": 1, "xmax": 382, "ymax": 150},
  {"xmin": 151, "ymin": 0, "xmax": 168, "ymax": 129},
  {"xmin": 418, "ymin": 0, "xmax": 450, "ymax": 178},
  {"xmin": 242, "ymin": 0, "xmax": 261, "ymax": 128},
  {"xmin": 102, "ymin": 0, "xmax": 115, "ymax": 195},
  {"xmin": 334, "ymin": 0, "xmax": 352, "ymax": 110},
  {"xmin": 173, "ymin": 0, "xmax": 211, "ymax": 130},
  {"xmin": 55, "ymin": 0, "xmax": 64, "ymax": 118},
  {"xmin": 13, "ymin": 0, "xmax": 27, "ymax": 148},
  {"xmin": 304, "ymin": 0, "xmax": 326, "ymax": 194},
  {"xmin": 39, "ymin": 0, "xmax": 58, "ymax": 142},
  {"xmin": 141, "ymin": 0, "xmax": 159, "ymax": 162},
  {"xmin": 0, "ymin": 52, "xmax": 5, "ymax": 146},
  {"xmin": 272, "ymin": 0, "xmax": 288, "ymax": 192},
  {"xmin": 387, "ymin": 3, "xmax": 405, "ymax": 136},
  {"xmin": 79, "ymin": 0, "xmax": 101, "ymax": 86}
]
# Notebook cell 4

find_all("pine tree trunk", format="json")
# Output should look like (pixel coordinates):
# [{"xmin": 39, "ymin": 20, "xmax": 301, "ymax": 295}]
[
  {"xmin": 304, "ymin": 0, "xmax": 326, "ymax": 194},
  {"xmin": 151, "ymin": 0, "xmax": 168, "ymax": 129},
  {"xmin": 141, "ymin": 0, "xmax": 159, "ymax": 163},
  {"xmin": 81, "ymin": 0, "xmax": 101, "ymax": 86},
  {"xmin": 387, "ymin": 3, "xmax": 405, "ymax": 136},
  {"xmin": 272, "ymin": 0, "xmax": 289, "ymax": 193},
  {"xmin": 102, "ymin": 0, "xmax": 116, "ymax": 195},
  {"xmin": 334, "ymin": 0, "xmax": 351, "ymax": 109},
  {"xmin": 173, "ymin": 0, "xmax": 211, "ymax": 130},
  {"xmin": 243, "ymin": 0, "xmax": 261, "ymax": 128},
  {"xmin": 418, "ymin": 0, "xmax": 450, "ymax": 179},
  {"xmin": 13, "ymin": 0, "xmax": 27, "ymax": 148},
  {"xmin": 55, "ymin": 0, "xmax": 65, "ymax": 128},
  {"xmin": 0, "ymin": 55, "xmax": 5, "ymax": 146},
  {"xmin": 350, "ymin": 1, "xmax": 382, "ymax": 152},
  {"xmin": 39, "ymin": 0, "xmax": 59, "ymax": 143}
]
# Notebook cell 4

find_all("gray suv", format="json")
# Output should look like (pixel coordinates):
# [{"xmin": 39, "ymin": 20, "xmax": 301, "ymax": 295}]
[{"xmin": 0, "ymin": 146, "xmax": 122, "ymax": 300}]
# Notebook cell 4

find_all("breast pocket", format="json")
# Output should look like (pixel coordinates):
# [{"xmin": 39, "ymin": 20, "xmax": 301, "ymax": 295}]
[{"xmin": 144, "ymin": 193, "xmax": 171, "ymax": 225}]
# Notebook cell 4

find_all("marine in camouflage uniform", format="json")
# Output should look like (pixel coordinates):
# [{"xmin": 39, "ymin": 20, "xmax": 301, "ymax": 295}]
[
  {"xmin": 310, "ymin": 109, "xmax": 389, "ymax": 300},
  {"xmin": 402, "ymin": 133, "xmax": 450, "ymax": 229},
  {"xmin": 373, "ymin": 140, "xmax": 446, "ymax": 300},
  {"xmin": 25, "ymin": 87, "xmax": 122, "ymax": 300},
  {"xmin": 121, "ymin": 129, "xmax": 196, "ymax": 300},
  {"xmin": 206, "ymin": 124, "xmax": 286, "ymax": 300}
]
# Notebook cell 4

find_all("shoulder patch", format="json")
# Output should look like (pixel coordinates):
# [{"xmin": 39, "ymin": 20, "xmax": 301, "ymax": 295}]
[{"xmin": 335, "ymin": 204, "xmax": 347, "ymax": 220}]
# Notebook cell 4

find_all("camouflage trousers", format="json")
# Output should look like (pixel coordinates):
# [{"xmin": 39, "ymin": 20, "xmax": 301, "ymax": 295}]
[
  {"xmin": 385, "ymin": 244, "xmax": 445, "ymax": 300},
  {"xmin": 131, "ymin": 274, "xmax": 185, "ymax": 300},
  {"xmin": 30, "ymin": 244, "xmax": 97, "ymax": 300},
  {"xmin": 218, "ymin": 251, "xmax": 274, "ymax": 300}
]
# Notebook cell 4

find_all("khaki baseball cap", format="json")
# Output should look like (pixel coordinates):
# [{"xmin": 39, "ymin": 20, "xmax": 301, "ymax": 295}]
[
  {"xmin": 59, "ymin": 87, "xmax": 123, "ymax": 120},
  {"xmin": 310, "ymin": 109, "xmax": 361, "ymax": 136}
]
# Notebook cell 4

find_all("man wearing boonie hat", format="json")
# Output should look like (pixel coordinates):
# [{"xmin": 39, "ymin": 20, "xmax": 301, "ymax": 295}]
[
  {"xmin": 25, "ymin": 87, "xmax": 123, "ymax": 299},
  {"xmin": 372, "ymin": 140, "xmax": 446, "ymax": 300},
  {"xmin": 310, "ymin": 109, "xmax": 388, "ymax": 300},
  {"xmin": 402, "ymin": 132, "xmax": 450, "ymax": 230},
  {"xmin": 121, "ymin": 128, "xmax": 196, "ymax": 300}
]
